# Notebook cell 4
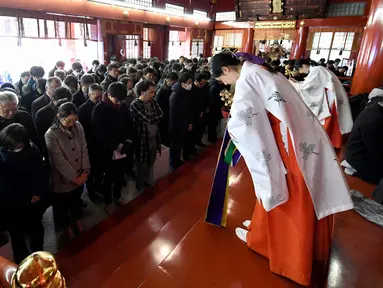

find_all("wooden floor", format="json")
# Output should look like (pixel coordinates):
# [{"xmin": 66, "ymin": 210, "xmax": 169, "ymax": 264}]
[{"xmin": 48, "ymin": 144, "xmax": 383, "ymax": 287}]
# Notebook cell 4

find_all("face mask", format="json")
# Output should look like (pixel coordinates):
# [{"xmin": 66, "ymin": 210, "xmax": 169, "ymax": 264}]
[
  {"xmin": 185, "ymin": 66, "xmax": 192, "ymax": 71},
  {"xmin": 185, "ymin": 84, "xmax": 192, "ymax": 91}
]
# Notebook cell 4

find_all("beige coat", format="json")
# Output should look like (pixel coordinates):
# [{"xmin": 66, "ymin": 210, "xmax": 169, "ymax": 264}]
[{"xmin": 45, "ymin": 121, "xmax": 90, "ymax": 193}]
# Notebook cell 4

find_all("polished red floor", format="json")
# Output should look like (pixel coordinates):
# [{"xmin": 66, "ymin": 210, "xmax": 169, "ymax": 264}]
[{"xmin": 52, "ymin": 144, "xmax": 383, "ymax": 288}]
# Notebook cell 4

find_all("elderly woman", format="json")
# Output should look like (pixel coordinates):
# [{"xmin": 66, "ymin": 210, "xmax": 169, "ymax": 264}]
[
  {"xmin": 45, "ymin": 102, "xmax": 90, "ymax": 239},
  {"xmin": 0, "ymin": 123, "xmax": 44, "ymax": 264},
  {"xmin": 130, "ymin": 80, "xmax": 163, "ymax": 190},
  {"xmin": 0, "ymin": 91, "xmax": 39, "ymax": 148}
]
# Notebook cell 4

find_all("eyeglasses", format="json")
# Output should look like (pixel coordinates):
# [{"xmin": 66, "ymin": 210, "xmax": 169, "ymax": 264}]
[{"xmin": 61, "ymin": 116, "xmax": 78, "ymax": 124}]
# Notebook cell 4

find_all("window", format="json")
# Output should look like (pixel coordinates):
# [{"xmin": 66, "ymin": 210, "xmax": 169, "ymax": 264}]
[
  {"xmin": 165, "ymin": 3, "xmax": 185, "ymax": 15},
  {"xmin": 216, "ymin": 11, "xmax": 236, "ymax": 21},
  {"xmin": 191, "ymin": 39, "xmax": 204, "ymax": 58},
  {"xmin": 124, "ymin": 0, "xmax": 153, "ymax": 7},
  {"xmin": 23, "ymin": 18, "xmax": 39, "ymax": 38},
  {"xmin": 143, "ymin": 28, "xmax": 151, "ymax": 59},
  {"xmin": 168, "ymin": 30, "xmax": 185, "ymax": 59},
  {"xmin": 327, "ymin": 2, "xmax": 366, "ymax": 17},
  {"xmin": 193, "ymin": 9, "xmax": 208, "ymax": 18},
  {"xmin": 213, "ymin": 35, "xmax": 224, "ymax": 49},
  {"xmin": 124, "ymin": 35, "xmax": 139, "ymax": 58},
  {"xmin": 0, "ymin": 16, "xmax": 18, "ymax": 36},
  {"xmin": 310, "ymin": 32, "xmax": 355, "ymax": 63},
  {"xmin": 72, "ymin": 23, "xmax": 91, "ymax": 39}
]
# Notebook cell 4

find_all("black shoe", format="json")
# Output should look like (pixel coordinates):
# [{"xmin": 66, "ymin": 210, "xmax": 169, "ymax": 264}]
[
  {"xmin": 127, "ymin": 170, "xmax": 136, "ymax": 178},
  {"xmin": 183, "ymin": 154, "xmax": 190, "ymax": 161},
  {"xmin": 208, "ymin": 138, "xmax": 218, "ymax": 144},
  {"xmin": 170, "ymin": 160, "xmax": 185, "ymax": 170},
  {"xmin": 88, "ymin": 193, "xmax": 101, "ymax": 203},
  {"xmin": 196, "ymin": 142, "xmax": 207, "ymax": 148},
  {"xmin": 189, "ymin": 148, "xmax": 198, "ymax": 155}
]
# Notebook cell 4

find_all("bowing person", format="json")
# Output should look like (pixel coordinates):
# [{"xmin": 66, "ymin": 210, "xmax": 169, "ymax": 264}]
[
  {"xmin": 45, "ymin": 102, "xmax": 90, "ymax": 239},
  {"xmin": 209, "ymin": 52, "xmax": 353, "ymax": 286}
]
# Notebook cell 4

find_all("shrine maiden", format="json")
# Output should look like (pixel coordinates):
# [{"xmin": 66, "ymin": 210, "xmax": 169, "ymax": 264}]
[
  {"xmin": 210, "ymin": 53, "xmax": 353, "ymax": 286},
  {"xmin": 291, "ymin": 59, "xmax": 353, "ymax": 148}
]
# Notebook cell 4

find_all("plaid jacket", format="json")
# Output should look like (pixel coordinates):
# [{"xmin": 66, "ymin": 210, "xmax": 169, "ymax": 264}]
[{"xmin": 130, "ymin": 98, "xmax": 163, "ymax": 163}]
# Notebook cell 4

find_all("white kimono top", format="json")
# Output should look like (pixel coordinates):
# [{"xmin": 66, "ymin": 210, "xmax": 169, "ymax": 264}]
[
  {"xmin": 291, "ymin": 66, "xmax": 353, "ymax": 134},
  {"xmin": 228, "ymin": 62, "xmax": 353, "ymax": 220}
]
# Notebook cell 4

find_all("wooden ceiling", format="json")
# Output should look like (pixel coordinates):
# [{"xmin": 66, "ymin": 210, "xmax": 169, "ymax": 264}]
[{"xmin": 236, "ymin": 0, "xmax": 328, "ymax": 21}]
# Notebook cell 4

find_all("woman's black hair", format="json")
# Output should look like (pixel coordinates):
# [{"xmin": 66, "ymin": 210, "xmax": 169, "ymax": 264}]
[
  {"xmin": 53, "ymin": 101, "xmax": 77, "ymax": 127},
  {"xmin": 294, "ymin": 58, "xmax": 311, "ymax": 69},
  {"xmin": 136, "ymin": 80, "xmax": 155, "ymax": 96},
  {"xmin": 178, "ymin": 72, "xmax": 193, "ymax": 84},
  {"xmin": 211, "ymin": 53, "xmax": 241, "ymax": 78},
  {"xmin": 211, "ymin": 52, "xmax": 278, "ymax": 78},
  {"xmin": 0, "ymin": 123, "xmax": 29, "ymax": 150}
]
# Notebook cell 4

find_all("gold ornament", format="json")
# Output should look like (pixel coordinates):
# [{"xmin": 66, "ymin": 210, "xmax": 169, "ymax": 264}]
[
  {"xmin": 11, "ymin": 251, "xmax": 66, "ymax": 288},
  {"xmin": 220, "ymin": 89, "xmax": 234, "ymax": 109}
]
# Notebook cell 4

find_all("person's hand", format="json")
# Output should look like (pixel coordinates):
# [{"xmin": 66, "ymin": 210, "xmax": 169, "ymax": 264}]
[
  {"xmin": 188, "ymin": 124, "xmax": 193, "ymax": 131},
  {"xmin": 79, "ymin": 172, "xmax": 88, "ymax": 182},
  {"xmin": 72, "ymin": 174, "xmax": 87, "ymax": 185},
  {"xmin": 31, "ymin": 196, "xmax": 40, "ymax": 203}
]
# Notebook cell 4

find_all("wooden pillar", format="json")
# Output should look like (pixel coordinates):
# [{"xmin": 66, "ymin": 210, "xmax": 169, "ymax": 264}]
[
  {"xmin": 290, "ymin": 26, "xmax": 309, "ymax": 59},
  {"xmin": 244, "ymin": 28, "xmax": 254, "ymax": 54},
  {"xmin": 204, "ymin": 30, "xmax": 213, "ymax": 57},
  {"xmin": 351, "ymin": 0, "xmax": 383, "ymax": 94},
  {"xmin": 163, "ymin": 26, "xmax": 170, "ymax": 60}
]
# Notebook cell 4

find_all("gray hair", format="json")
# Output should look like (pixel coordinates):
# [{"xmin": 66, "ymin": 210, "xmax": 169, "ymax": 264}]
[
  {"xmin": 54, "ymin": 69, "xmax": 67, "ymax": 81},
  {"xmin": 0, "ymin": 91, "xmax": 19, "ymax": 105},
  {"xmin": 46, "ymin": 76, "xmax": 62, "ymax": 89}
]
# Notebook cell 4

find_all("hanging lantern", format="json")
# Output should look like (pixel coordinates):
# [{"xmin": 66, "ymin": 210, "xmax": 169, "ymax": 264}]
[
  {"xmin": 280, "ymin": 39, "xmax": 283, "ymax": 44},
  {"xmin": 148, "ymin": 41, "xmax": 151, "ymax": 47},
  {"xmin": 134, "ymin": 40, "xmax": 138, "ymax": 46},
  {"xmin": 179, "ymin": 41, "xmax": 182, "ymax": 46},
  {"xmin": 316, "ymin": 49, "xmax": 320, "ymax": 54},
  {"xmin": 339, "ymin": 49, "xmax": 343, "ymax": 56}
]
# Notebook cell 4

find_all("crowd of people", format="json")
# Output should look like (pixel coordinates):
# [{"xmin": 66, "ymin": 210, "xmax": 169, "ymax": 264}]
[
  {"xmin": 0, "ymin": 55, "xmax": 230, "ymax": 263},
  {"xmin": 0, "ymin": 49, "xmax": 380, "ymax": 277}
]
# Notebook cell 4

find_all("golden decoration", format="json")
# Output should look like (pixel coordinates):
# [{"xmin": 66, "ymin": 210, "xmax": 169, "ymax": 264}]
[
  {"xmin": 254, "ymin": 20, "xmax": 296, "ymax": 29},
  {"xmin": 166, "ymin": 16, "xmax": 170, "ymax": 24},
  {"xmin": 123, "ymin": 10, "xmax": 129, "ymax": 19},
  {"xmin": 272, "ymin": 0, "xmax": 283, "ymax": 13},
  {"xmin": 219, "ymin": 89, "xmax": 234, "ymax": 109},
  {"xmin": 11, "ymin": 252, "xmax": 66, "ymax": 288},
  {"xmin": 299, "ymin": 20, "xmax": 305, "ymax": 27}
]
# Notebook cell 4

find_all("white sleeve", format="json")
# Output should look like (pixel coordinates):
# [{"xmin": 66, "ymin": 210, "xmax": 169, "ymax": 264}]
[{"xmin": 228, "ymin": 77, "xmax": 289, "ymax": 211}]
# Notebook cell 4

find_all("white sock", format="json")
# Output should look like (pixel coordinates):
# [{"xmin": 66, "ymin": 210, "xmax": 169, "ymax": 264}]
[
  {"xmin": 235, "ymin": 228, "xmax": 248, "ymax": 243},
  {"xmin": 344, "ymin": 167, "xmax": 356, "ymax": 176},
  {"xmin": 243, "ymin": 220, "xmax": 251, "ymax": 228}
]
